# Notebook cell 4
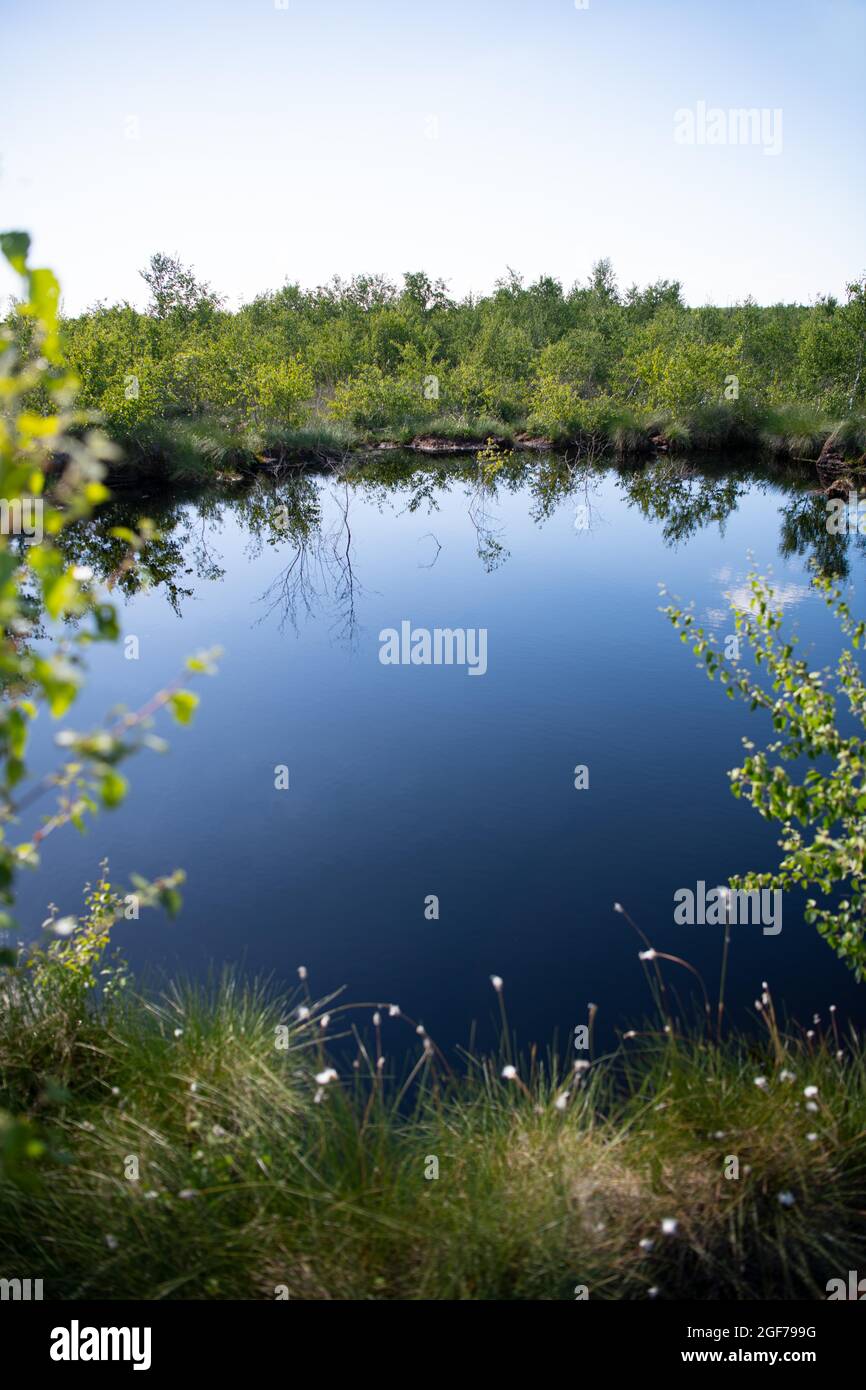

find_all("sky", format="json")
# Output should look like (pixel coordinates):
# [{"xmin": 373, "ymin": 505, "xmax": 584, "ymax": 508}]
[{"xmin": 1, "ymin": 0, "xmax": 864, "ymax": 313}]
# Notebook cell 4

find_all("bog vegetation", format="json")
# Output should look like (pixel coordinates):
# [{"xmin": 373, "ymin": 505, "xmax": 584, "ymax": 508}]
[
  {"xmin": 7, "ymin": 252, "xmax": 866, "ymax": 472},
  {"xmin": 3, "ymin": 233, "xmax": 866, "ymax": 1299}
]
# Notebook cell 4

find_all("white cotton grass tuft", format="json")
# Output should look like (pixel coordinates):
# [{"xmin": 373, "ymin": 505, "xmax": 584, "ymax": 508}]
[
  {"xmin": 297, "ymin": 966, "xmax": 307, "ymax": 981},
  {"xmin": 48, "ymin": 916, "xmax": 77, "ymax": 938},
  {"xmin": 639, "ymin": 1238, "xmax": 654, "ymax": 1252},
  {"xmin": 372, "ymin": 1012, "xmax": 381, "ymax": 1027},
  {"xmin": 661, "ymin": 1218, "xmax": 678, "ymax": 1236},
  {"xmin": 754, "ymin": 1076, "xmax": 769, "ymax": 1090},
  {"xmin": 804, "ymin": 1085, "xmax": 819, "ymax": 1098},
  {"xmin": 777, "ymin": 1191, "xmax": 796, "ymax": 1207},
  {"xmin": 315, "ymin": 1068, "xmax": 338, "ymax": 1086},
  {"xmin": 490, "ymin": 975, "xmax": 503, "ymax": 992},
  {"xmin": 388, "ymin": 1004, "xmax": 400, "ymax": 1017},
  {"xmin": 613, "ymin": 902, "xmax": 624, "ymax": 914},
  {"xmin": 105, "ymin": 1234, "xmax": 119, "ymax": 1251},
  {"xmin": 320, "ymin": 1014, "xmax": 330, "ymax": 1029},
  {"xmin": 779, "ymin": 1069, "xmax": 796, "ymax": 1083},
  {"xmin": 554, "ymin": 1092, "xmax": 570, "ymax": 1111},
  {"xmin": 297, "ymin": 1006, "xmax": 310, "ymax": 1021},
  {"xmin": 501, "ymin": 1065, "xmax": 518, "ymax": 1080},
  {"xmin": 638, "ymin": 949, "xmax": 657, "ymax": 961}
]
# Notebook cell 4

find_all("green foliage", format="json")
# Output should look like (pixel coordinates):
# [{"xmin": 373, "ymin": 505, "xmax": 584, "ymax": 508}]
[
  {"xmin": 249, "ymin": 357, "xmax": 313, "ymax": 427},
  {"xmin": 664, "ymin": 570, "xmax": 866, "ymax": 977},
  {"xmin": 37, "ymin": 256, "xmax": 866, "ymax": 459},
  {"xmin": 0, "ymin": 965, "xmax": 863, "ymax": 1299},
  {"xmin": 0, "ymin": 230, "xmax": 217, "ymax": 1179},
  {"xmin": 328, "ymin": 363, "xmax": 426, "ymax": 431}
]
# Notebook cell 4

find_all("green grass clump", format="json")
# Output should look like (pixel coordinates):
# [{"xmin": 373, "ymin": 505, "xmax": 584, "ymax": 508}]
[{"xmin": 1, "ymin": 954, "xmax": 864, "ymax": 1301}]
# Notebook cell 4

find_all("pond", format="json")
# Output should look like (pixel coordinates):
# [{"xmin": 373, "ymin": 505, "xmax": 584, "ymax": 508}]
[{"xmin": 14, "ymin": 450, "xmax": 866, "ymax": 1053}]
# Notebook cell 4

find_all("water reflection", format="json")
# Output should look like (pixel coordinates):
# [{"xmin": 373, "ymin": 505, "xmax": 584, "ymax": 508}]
[{"xmin": 58, "ymin": 452, "xmax": 862, "ymax": 632}]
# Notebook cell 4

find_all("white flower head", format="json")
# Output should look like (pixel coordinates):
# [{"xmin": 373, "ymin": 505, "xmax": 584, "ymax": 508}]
[
  {"xmin": 490, "ymin": 974, "xmax": 503, "ymax": 992},
  {"xmin": 804, "ymin": 1085, "xmax": 819, "ymax": 1098},
  {"xmin": 372, "ymin": 1011, "xmax": 381, "ymax": 1027},
  {"xmin": 49, "ymin": 916, "xmax": 77, "ymax": 938},
  {"xmin": 501, "ymin": 1065, "xmax": 518, "ymax": 1081},
  {"xmin": 661, "ymin": 1218, "xmax": 678, "ymax": 1236},
  {"xmin": 315, "ymin": 1068, "xmax": 338, "ymax": 1086},
  {"xmin": 639, "ymin": 1238, "xmax": 654, "ymax": 1252},
  {"xmin": 777, "ymin": 1190, "xmax": 796, "ymax": 1207},
  {"xmin": 297, "ymin": 966, "xmax": 308, "ymax": 981},
  {"xmin": 639, "ymin": 949, "xmax": 657, "ymax": 961},
  {"xmin": 388, "ymin": 1004, "xmax": 400, "ymax": 1017},
  {"xmin": 754, "ymin": 1075, "xmax": 769, "ymax": 1090}
]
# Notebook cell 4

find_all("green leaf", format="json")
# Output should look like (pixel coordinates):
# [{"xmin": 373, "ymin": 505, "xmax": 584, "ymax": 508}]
[
  {"xmin": 0, "ymin": 230, "xmax": 31, "ymax": 274},
  {"xmin": 168, "ymin": 690, "xmax": 199, "ymax": 725},
  {"xmin": 99, "ymin": 769, "xmax": 128, "ymax": 808}
]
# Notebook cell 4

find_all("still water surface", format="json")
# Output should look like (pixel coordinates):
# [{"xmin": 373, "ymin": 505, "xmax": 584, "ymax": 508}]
[{"xmin": 16, "ymin": 452, "xmax": 866, "ymax": 1051}]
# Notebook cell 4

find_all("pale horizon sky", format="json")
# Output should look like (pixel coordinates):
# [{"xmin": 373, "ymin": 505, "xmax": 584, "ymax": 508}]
[{"xmin": 1, "ymin": 0, "xmax": 865, "ymax": 314}]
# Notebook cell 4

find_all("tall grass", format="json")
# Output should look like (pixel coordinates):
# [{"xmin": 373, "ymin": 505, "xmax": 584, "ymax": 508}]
[{"xmin": 1, "ymin": 942, "xmax": 864, "ymax": 1300}]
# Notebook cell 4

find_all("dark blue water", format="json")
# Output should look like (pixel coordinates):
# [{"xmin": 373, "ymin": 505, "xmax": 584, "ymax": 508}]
[{"xmin": 13, "ymin": 454, "xmax": 866, "ymax": 1052}]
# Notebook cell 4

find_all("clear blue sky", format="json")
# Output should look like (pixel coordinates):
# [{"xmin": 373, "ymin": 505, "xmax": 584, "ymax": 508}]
[{"xmin": 2, "ymin": 0, "xmax": 864, "ymax": 312}]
